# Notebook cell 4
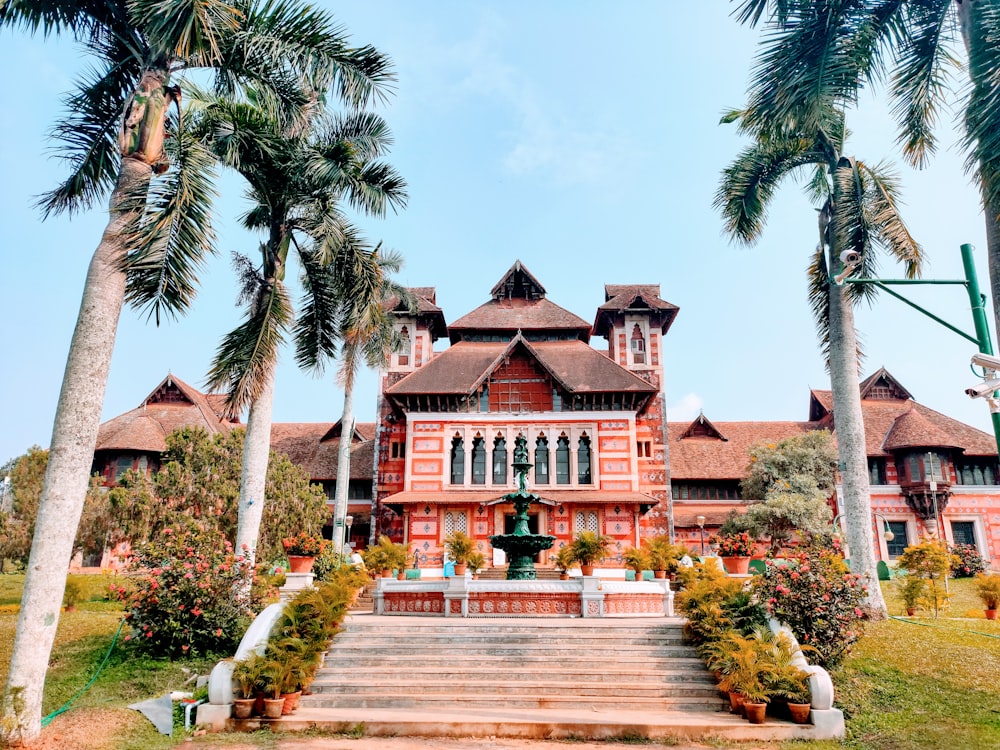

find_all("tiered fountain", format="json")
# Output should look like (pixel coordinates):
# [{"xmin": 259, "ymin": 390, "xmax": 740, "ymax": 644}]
[{"xmin": 488, "ymin": 434, "xmax": 555, "ymax": 580}]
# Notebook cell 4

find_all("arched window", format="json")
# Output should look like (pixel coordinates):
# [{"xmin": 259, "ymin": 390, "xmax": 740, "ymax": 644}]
[
  {"xmin": 534, "ymin": 436, "xmax": 550, "ymax": 484},
  {"xmin": 630, "ymin": 323, "xmax": 645, "ymax": 364},
  {"xmin": 444, "ymin": 510, "xmax": 467, "ymax": 535},
  {"xmin": 471, "ymin": 436, "xmax": 486, "ymax": 485},
  {"xmin": 577, "ymin": 434, "xmax": 592, "ymax": 484},
  {"xmin": 574, "ymin": 510, "xmax": 599, "ymax": 532},
  {"xmin": 398, "ymin": 326, "xmax": 410, "ymax": 366},
  {"xmin": 493, "ymin": 435, "xmax": 508, "ymax": 485},
  {"xmin": 450, "ymin": 435, "xmax": 465, "ymax": 485},
  {"xmin": 556, "ymin": 435, "xmax": 570, "ymax": 485}
]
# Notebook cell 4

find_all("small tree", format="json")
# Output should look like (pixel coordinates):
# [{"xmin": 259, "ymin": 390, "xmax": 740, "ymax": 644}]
[
  {"xmin": 741, "ymin": 432, "xmax": 837, "ymax": 553},
  {"xmin": 897, "ymin": 541, "xmax": 956, "ymax": 618}
]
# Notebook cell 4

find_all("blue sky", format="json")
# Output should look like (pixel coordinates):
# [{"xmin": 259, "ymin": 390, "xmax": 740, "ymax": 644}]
[{"xmin": 0, "ymin": 2, "xmax": 995, "ymax": 464}]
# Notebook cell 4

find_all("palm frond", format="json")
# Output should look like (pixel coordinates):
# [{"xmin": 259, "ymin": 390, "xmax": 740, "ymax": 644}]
[
  {"xmin": 123, "ymin": 113, "xmax": 218, "ymax": 323},
  {"xmin": 858, "ymin": 159, "xmax": 922, "ymax": 278},
  {"xmin": 716, "ymin": 135, "xmax": 823, "ymax": 245},
  {"xmin": 807, "ymin": 242, "xmax": 833, "ymax": 369},
  {"xmin": 322, "ymin": 111, "xmax": 394, "ymax": 158},
  {"xmin": 889, "ymin": 0, "xmax": 956, "ymax": 167},
  {"xmin": 344, "ymin": 162, "xmax": 408, "ymax": 217},
  {"xmin": 831, "ymin": 156, "xmax": 879, "ymax": 307},
  {"xmin": 128, "ymin": 0, "xmax": 243, "ymax": 65},
  {"xmin": 0, "ymin": 0, "xmax": 122, "ymax": 39},
  {"xmin": 205, "ymin": 277, "xmax": 291, "ymax": 417},
  {"xmin": 962, "ymin": 1, "xmax": 1000, "ymax": 214},
  {"xmin": 37, "ymin": 46, "xmax": 142, "ymax": 216},
  {"xmin": 294, "ymin": 245, "xmax": 341, "ymax": 371}
]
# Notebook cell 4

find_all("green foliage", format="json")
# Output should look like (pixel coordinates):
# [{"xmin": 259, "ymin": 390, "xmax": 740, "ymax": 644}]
[
  {"xmin": 974, "ymin": 574, "xmax": 1000, "ymax": 610},
  {"xmin": 114, "ymin": 527, "xmax": 259, "ymax": 659},
  {"xmin": 897, "ymin": 576, "xmax": 927, "ymax": 612},
  {"xmin": 741, "ymin": 432, "xmax": 836, "ymax": 552},
  {"xmin": 897, "ymin": 540, "xmax": 956, "ymax": 618},
  {"xmin": 622, "ymin": 546, "xmax": 650, "ymax": 574},
  {"xmin": 231, "ymin": 652, "xmax": 267, "ymax": 699},
  {"xmin": 567, "ymin": 531, "xmax": 612, "ymax": 566},
  {"xmin": 553, "ymin": 544, "xmax": 576, "ymax": 572},
  {"xmin": 754, "ymin": 544, "xmax": 867, "ymax": 668},
  {"xmin": 109, "ymin": 427, "xmax": 328, "ymax": 563},
  {"xmin": 362, "ymin": 535, "xmax": 407, "ymax": 572},
  {"xmin": 443, "ymin": 530, "xmax": 475, "ymax": 564},
  {"xmin": 2, "ymin": 446, "xmax": 111, "ymax": 564},
  {"xmin": 643, "ymin": 536, "xmax": 687, "ymax": 572},
  {"xmin": 466, "ymin": 550, "xmax": 486, "ymax": 575}
]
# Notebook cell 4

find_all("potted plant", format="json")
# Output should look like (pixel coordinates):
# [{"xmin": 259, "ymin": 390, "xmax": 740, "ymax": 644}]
[
  {"xmin": 568, "ymin": 531, "xmax": 612, "ymax": 576},
  {"xmin": 466, "ymin": 550, "xmax": 486, "ymax": 579},
  {"xmin": 554, "ymin": 545, "xmax": 575, "ymax": 579},
  {"xmin": 259, "ymin": 654, "xmax": 288, "ymax": 719},
  {"xmin": 975, "ymin": 573, "xmax": 1000, "ymax": 620},
  {"xmin": 715, "ymin": 631, "xmax": 776, "ymax": 724},
  {"xmin": 230, "ymin": 652, "xmax": 266, "ymax": 719},
  {"xmin": 766, "ymin": 635, "xmax": 812, "ymax": 725},
  {"xmin": 645, "ymin": 537, "xmax": 686, "ymax": 578},
  {"xmin": 623, "ymin": 546, "xmax": 650, "ymax": 581},
  {"xmin": 444, "ymin": 530, "xmax": 475, "ymax": 575},
  {"xmin": 282, "ymin": 532, "xmax": 329, "ymax": 574},
  {"xmin": 361, "ymin": 543, "xmax": 389, "ymax": 577},
  {"xmin": 898, "ymin": 575, "xmax": 926, "ymax": 617},
  {"xmin": 712, "ymin": 531, "xmax": 755, "ymax": 575}
]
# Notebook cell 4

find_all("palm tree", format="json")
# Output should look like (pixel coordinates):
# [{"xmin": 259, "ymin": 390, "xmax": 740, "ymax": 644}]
[
  {"xmin": 716, "ymin": 108, "xmax": 922, "ymax": 617},
  {"xmin": 0, "ymin": 2, "xmax": 391, "ymax": 740},
  {"xmin": 300, "ymin": 246, "xmax": 414, "ymax": 556},
  {"xmin": 198, "ymin": 88, "xmax": 407, "ymax": 570},
  {"xmin": 734, "ymin": 1, "xmax": 1000, "ymax": 393}
]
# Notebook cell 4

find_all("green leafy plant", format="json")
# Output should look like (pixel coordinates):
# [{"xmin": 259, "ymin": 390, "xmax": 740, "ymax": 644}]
[
  {"xmin": 897, "ymin": 541, "xmax": 956, "ymax": 618},
  {"xmin": 623, "ymin": 546, "xmax": 650, "ymax": 577},
  {"xmin": 568, "ymin": 531, "xmax": 612, "ymax": 567},
  {"xmin": 362, "ymin": 535, "xmax": 408, "ymax": 573},
  {"xmin": 974, "ymin": 573, "xmax": 1000, "ymax": 610},
  {"xmin": 231, "ymin": 652, "xmax": 267, "ymax": 699},
  {"xmin": 444, "ymin": 531, "xmax": 475, "ymax": 565},
  {"xmin": 712, "ymin": 531, "xmax": 755, "ymax": 557},
  {"xmin": 951, "ymin": 544, "xmax": 987, "ymax": 578},
  {"xmin": 898, "ymin": 576, "xmax": 927, "ymax": 613},
  {"xmin": 644, "ymin": 536, "xmax": 688, "ymax": 573},
  {"xmin": 466, "ymin": 550, "xmax": 486, "ymax": 575}
]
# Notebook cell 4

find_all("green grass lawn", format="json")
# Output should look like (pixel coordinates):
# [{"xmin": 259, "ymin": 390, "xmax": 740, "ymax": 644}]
[{"xmin": 2, "ymin": 574, "xmax": 1000, "ymax": 749}]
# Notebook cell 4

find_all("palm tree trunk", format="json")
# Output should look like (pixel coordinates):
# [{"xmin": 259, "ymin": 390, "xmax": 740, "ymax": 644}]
[
  {"xmin": 235, "ymin": 368, "xmax": 275, "ymax": 570},
  {"xmin": 3, "ymin": 156, "xmax": 151, "ymax": 741},
  {"xmin": 333, "ymin": 386, "xmax": 355, "ymax": 555},
  {"xmin": 827, "ymin": 231, "xmax": 889, "ymax": 619}
]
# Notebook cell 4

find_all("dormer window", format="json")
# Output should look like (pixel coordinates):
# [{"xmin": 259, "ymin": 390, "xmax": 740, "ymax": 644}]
[{"xmin": 630, "ymin": 324, "xmax": 646, "ymax": 364}]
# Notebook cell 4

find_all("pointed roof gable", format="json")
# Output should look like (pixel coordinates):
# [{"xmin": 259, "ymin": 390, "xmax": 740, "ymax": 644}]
[
  {"xmin": 490, "ymin": 260, "xmax": 546, "ymax": 300},
  {"xmin": 384, "ymin": 335, "xmax": 656, "ymax": 400},
  {"xmin": 593, "ymin": 283, "xmax": 680, "ymax": 336},
  {"xmin": 860, "ymin": 367, "xmax": 913, "ymax": 401},
  {"xmin": 388, "ymin": 286, "xmax": 447, "ymax": 340},
  {"xmin": 678, "ymin": 413, "xmax": 728, "ymax": 441},
  {"xmin": 319, "ymin": 420, "xmax": 377, "ymax": 443},
  {"xmin": 95, "ymin": 374, "xmax": 236, "ymax": 453},
  {"xmin": 882, "ymin": 404, "xmax": 964, "ymax": 451}
]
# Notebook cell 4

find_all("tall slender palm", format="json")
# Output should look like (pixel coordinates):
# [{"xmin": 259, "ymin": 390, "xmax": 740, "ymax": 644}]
[
  {"xmin": 734, "ymin": 1, "xmax": 1000, "ymax": 389},
  {"xmin": 198, "ymin": 88, "xmax": 407, "ymax": 570},
  {"xmin": 717, "ymin": 109, "xmax": 922, "ymax": 617},
  {"xmin": 0, "ymin": 2, "xmax": 391, "ymax": 739},
  {"xmin": 297, "ymin": 246, "xmax": 414, "ymax": 555}
]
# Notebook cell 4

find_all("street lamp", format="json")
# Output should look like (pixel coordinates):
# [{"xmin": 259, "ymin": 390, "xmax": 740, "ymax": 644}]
[
  {"xmin": 832, "ymin": 513, "xmax": 895, "ymax": 557},
  {"xmin": 345, "ymin": 515, "xmax": 354, "ymax": 550},
  {"xmin": 696, "ymin": 515, "xmax": 706, "ymax": 556}
]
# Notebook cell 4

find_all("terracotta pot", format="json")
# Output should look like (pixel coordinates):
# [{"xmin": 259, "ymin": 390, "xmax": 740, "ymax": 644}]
[
  {"xmin": 559, "ymin": 572, "xmax": 569, "ymax": 580},
  {"xmin": 253, "ymin": 692, "xmax": 265, "ymax": 716},
  {"xmin": 632, "ymin": 569, "xmax": 644, "ymax": 581},
  {"xmin": 262, "ymin": 697, "xmax": 285, "ymax": 719},
  {"xmin": 280, "ymin": 691, "xmax": 301, "ymax": 715},
  {"xmin": 381, "ymin": 569, "xmax": 392, "ymax": 578},
  {"xmin": 788, "ymin": 702, "xmax": 811, "ymax": 724},
  {"xmin": 728, "ymin": 691, "xmax": 746, "ymax": 716},
  {"xmin": 454, "ymin": 562, "xmax": 468, "ymax": 575},
  {"xmin": 232, "ymin": 697, "xmax": 254, "ymax": 720},
  {"xmin": 287, "ymin": 555, "xmax": 315, "ymax": 574},
  {"xmin": 580, "ymin": 564, "xmax": 595, "ymax": 576},
  {"xmin": 653, "ymin": 570, "xmax": 666, "ymax": 579},
  {"xmin": 397, "ymin": 571, "xmax": 406, "ymax": 580},
  {"xmin": 722, "ymin": 556, "xmax": 751, "ymax": 575},
  {"xmin": 986, "ymin": 608, "xmax": 998, "ymax": 620},
  {"xmin": 744, "ymin": 702, "xmax": 767, "ymax": 724},
  {"xmin": 906, "ymin": 607, "xmax": 917, "ymax": 616}
]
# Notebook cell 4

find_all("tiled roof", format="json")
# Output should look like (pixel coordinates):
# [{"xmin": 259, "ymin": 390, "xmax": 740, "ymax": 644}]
[
  {"xmin": 95, "ymin": 374, "xmax": 235, "ymax": 453},
  {"xmin": 447, "ymin": 297, "xmax": 591, "ymax": 342},
  {"xmin": 860, "ymin": 367, "xmax": 913, "ymax": 400},
  {"xmin": 489, "ymin": 260, "xmax": 547, "ymax": 299},
  {"xmin": 593, "ymin": 284, "xmax": 680, "ymax": 336},
  {"xmin": 882, "ymin": 405, "xmax": 964, "ymax": 451},
  {"xmin": 384, "ymin": 338, "xmax": 657, "ymax": 398},
  {"xmin": 388, "ymin": 287, "xmax": 447, "ymax": 339},
  {"xmin": 270, "ymin": 422, "xmax": 374, "ymax": 481},
  {"xmin": 669, "ymin": 420, "xmax": 819, "ymax": 480}
]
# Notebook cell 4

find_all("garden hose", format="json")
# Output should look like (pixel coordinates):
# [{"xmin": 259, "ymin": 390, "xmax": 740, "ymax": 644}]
[
  {"xmin": 889, "ymin": 614, "xmax": 1000, "ymax": 641},
  {"xmin": 41, "ymin": 618, "xmax": 127, "ymax": 727}
]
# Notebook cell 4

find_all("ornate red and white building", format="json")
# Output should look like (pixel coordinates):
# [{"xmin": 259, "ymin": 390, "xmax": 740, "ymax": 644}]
[{"xmin": 93, "ymin": 262, "xmax": 1000, "ymax": 571}]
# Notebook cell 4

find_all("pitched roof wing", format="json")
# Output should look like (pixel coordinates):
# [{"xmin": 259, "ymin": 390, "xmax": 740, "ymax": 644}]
[
  {"xmin": 447, "ymin": 297, "xmax": 592, "ymax": 343},
  {"xmin": 593, "ymin": 284, "xmax": 680, "ymax": 336},
  {"xmin": 270, "ymin": 422, "xmax": 374, "ymax": 481},
  {"xmin": 669, "ymin": 421, "xmax": 820, "ymax": 480}
]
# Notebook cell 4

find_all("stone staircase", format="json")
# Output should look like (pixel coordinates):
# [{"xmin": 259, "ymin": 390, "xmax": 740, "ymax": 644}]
[{"xmin": 303, "ymin": 616, "xmax": 724, "ymax": 713}]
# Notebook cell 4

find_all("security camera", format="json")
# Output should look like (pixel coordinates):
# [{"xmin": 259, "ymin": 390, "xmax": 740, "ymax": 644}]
[
  {"xmin": 971, "ymin": 352, "xmax": 1000, "ymax": 371},
  {"xmin": 965, "ymin": 378, "xmax": 1000, "ymax": 398},
  {"xmin": 839, "ymin": 250, "xmax": 862, "ymax": 265}
]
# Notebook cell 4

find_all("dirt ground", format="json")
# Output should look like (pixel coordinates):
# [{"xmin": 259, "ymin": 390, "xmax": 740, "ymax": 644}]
[{"xmin": 183, "ymin": 739, "xmax": 741, "ymax": 750}]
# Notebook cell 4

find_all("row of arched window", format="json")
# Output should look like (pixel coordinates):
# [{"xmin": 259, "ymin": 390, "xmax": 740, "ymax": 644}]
[{"xmin": 450, "ymin": 433, "xmax": 592, "ymax": 486}]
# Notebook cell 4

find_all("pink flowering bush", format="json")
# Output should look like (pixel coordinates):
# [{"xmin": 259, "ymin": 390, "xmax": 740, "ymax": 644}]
[
  {"xmin": 115, "ymin": 526, "xmax": 259, "ymax": 658},
  {"xmin": 950, "ymin": 543, "xmax": 987, "ymax": 578},
  {"xmin": 753, "ymin": 544, "xmax": 868, "ymax": 668}
]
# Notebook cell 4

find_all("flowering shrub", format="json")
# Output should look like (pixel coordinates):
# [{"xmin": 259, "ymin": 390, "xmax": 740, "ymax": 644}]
[
  {"xmin": 754, "ymin": 544, "xmax": 867, "ymax": 668},
  {"xmin": 282, "ymin": 532, "xmax": 329, "ymax": 557},
  {"xmin": 712, "ymin": 531, "xmax": 755, "ymax": 557},
  {"xmin": 950, "ymin": 543, "xmax": 987, "ymax": 578},
  {"xmin": 115, "ymin": 527, "xmax": 258, "ymax": 658}
]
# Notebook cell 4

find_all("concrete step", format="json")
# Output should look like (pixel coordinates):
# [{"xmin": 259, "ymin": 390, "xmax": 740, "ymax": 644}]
[
  {"xmin": 332, "ymin": 633, "xmax": 686, "ymax": 646},
  {"xmin": 316, "ymin": 666, "xmax": 711, "ymax": 682},
  {"xmin": 302, "ymin": 692, "xmax": 726, "ymax": 711},
  {"xmin": 311, "ymin": 682, "xmax": 721, "ymax": 699}
]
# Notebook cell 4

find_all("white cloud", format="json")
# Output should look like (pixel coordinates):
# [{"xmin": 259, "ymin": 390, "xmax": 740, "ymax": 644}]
[{"xmin": 668, "ymin": 393, "xmax": 704, "ymax": 422}]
